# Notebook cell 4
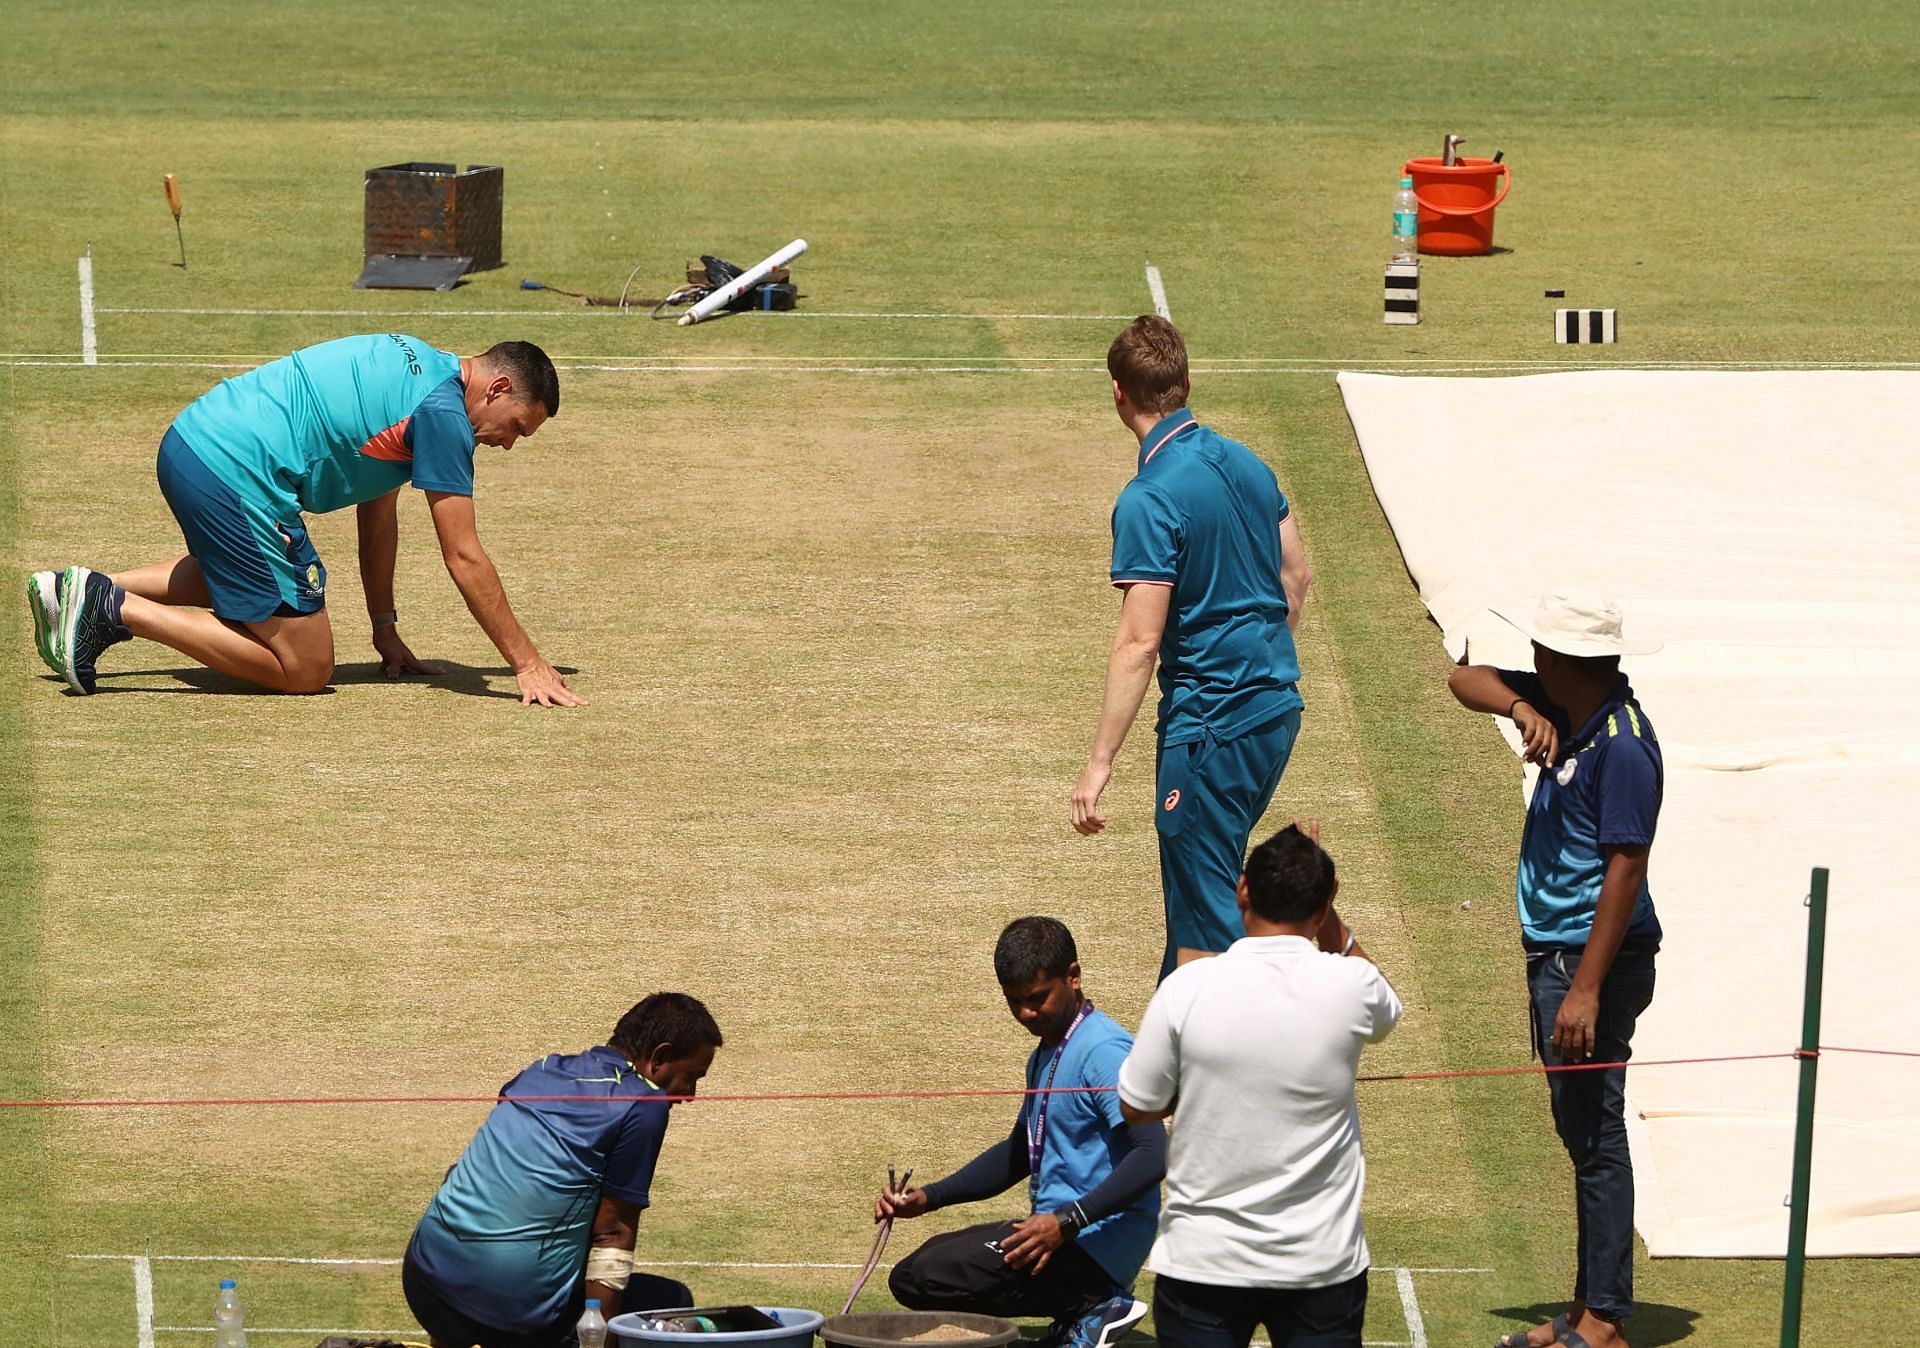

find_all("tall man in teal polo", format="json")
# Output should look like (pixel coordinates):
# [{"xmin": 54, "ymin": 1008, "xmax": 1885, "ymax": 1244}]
[
  {"xmin": 26, "ymin": 334, "xmax": 583, "ymax": 706},
  {"xmin": 1070, "ymin": 316, "xmax": 1313, "ymax": 979}
]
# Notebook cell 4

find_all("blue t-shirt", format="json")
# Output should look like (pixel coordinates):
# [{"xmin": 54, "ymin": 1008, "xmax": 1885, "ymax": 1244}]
[
  {"xmin": 1109, "ymin": 409, "xmax": 1303, "ymax": 746},
  {"xmin": 407, "ymin": 1046, "xmax": 671, "ymax": 1335},
  {"xmin": 172, "ymin": 333, "xmax": 476, "ymax": 516},
  {"xmin": 1015, "ymin": 1008, "xmax": 1159, "ymax": 1287},
  {"xmin": 1500, "ymin": 672, "xmax": 1665, "ymax": 951}
]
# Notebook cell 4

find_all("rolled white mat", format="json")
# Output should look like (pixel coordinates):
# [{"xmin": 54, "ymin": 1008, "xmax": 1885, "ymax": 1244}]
[{"xmin": 677, "ymin": 238, "xmax": 808, "ymax": 326}]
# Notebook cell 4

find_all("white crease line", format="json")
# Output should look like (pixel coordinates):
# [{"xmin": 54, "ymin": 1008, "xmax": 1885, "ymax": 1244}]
[
  {"xmin": 95, "ymin": 306, "xmax": 1133, "ymax": 321},
  {"xmin": 77, "ymin": 252, "xmax": 98, "ymax": 366},
  {"xmin": 1395, "ymin": 1267, "xmax": 1429, "ymax": 1348},
  {"xmin": 1145, "ymin": 258, "xmax": 1171, "ymax": 321},
  {"xmin": 73, "ymin": 1253, "xmax": 878, "ymax": 1269},
  {"xmin": 134, "ymin": 1255, "xmax": 155, "ymax": 1348},
  {"xmin": 154, "ymin": 1329, "xmax": 418, "ymax": 1338}
]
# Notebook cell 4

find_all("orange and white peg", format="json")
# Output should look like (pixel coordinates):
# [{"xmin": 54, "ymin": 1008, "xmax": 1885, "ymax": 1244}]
[{"xmin": 163, "ymin": 173, "xmax": 186, "ymax": 268}]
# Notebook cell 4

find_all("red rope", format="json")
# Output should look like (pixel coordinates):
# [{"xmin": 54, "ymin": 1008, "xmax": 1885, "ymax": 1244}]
[
  {"xmin": 0, "ymin": 1049, "xmax": 1815, "ymax": 1109},
  {"xmin": 1821, "ymin": 1045, "xmax": 1920, "ymax": 1060}
]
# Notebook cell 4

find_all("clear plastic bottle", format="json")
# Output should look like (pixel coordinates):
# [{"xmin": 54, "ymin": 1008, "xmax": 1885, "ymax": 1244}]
[
  {"xmin": 577, "ymin": 1297, "xmax": 609, "ymax": 1348},
  {"xmin": 213, "ymin": 1279, "xmax": 249, "ymax": 1348},
  {"xmin": 1392, "ymin": 176, "xmax": 1419, "ymax": 261}
]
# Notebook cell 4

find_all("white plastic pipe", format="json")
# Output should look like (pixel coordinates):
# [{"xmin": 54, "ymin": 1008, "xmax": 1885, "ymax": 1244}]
[{"xmin": 677, "ymin": 238, "xmax": 808, "ymax": 326}]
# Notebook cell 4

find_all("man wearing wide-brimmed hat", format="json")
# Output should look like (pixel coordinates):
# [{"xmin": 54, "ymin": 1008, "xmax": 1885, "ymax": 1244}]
[{"xmin": 1448, "ymin": 592, "xmax": 1664, "ymax": 1348}]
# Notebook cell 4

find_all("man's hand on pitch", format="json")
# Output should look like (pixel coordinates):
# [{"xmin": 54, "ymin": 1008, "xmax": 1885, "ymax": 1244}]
[
  {"xmin": 1070, "ymin": 761, "xmax": 1111, "ymax": 835},
  {"xmin": 516, "ymin": 659, "xmax": 587, "ymax": 708},
  {"xmin": 1512, "ymin": 702, "xmax": 1560, "ymax": 765},
  {"xmin": 372, "ymin": 626, "xmax": 444, "ymax": 680},
  {"xmin": 1000, "ymin": 1213, "xmax": 1066, "ymax": 1273}
]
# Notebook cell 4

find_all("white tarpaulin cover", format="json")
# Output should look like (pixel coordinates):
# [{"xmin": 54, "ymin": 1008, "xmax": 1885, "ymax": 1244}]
[{"xmin": 1337, "ymin": 370, "xmax": 1920, "ymax": 1257}]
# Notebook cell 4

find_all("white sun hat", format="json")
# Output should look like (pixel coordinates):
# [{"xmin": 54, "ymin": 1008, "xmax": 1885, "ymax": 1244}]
[{"xmin": 1491, "ymin": 590, "xmax": 1662, "ymax": 657}]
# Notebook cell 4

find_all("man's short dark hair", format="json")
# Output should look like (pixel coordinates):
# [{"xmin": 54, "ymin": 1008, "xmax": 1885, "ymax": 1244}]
[
  {"xmin": 994, "ymin": 916, "xmax": 1078, "ymax": 986},
  {"xmin": 483, "ymin": 340, "xmax": 560, "ymax": 416},
  {"xmin": 610, "ymin": 992, "xmax": 722, "ymax": 1060},
  {"xmin": 1106, "ymin": 315, "xmax": 1189, "ymax": 415},
  {"xmin": 1243, "ymin": 824, "xmax": 1337, "ymax": 925}
]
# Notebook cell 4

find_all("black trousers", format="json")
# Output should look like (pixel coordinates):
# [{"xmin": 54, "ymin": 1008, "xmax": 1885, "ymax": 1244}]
[
  {"xmin": 1151, "ymin": 1272, "xmax": 1368, "ymax": 1348},
  {"xmin": 402, "ymin": 1253, "xmax": 692, "ymax": 1348},
  {"xmin": 889, "ymin": 1219, "xmax": 1120, "ymax": 1321}
]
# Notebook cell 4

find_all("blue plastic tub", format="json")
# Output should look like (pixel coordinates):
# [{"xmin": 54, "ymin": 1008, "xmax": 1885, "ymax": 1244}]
[{"xmin": 610, "ymin": 1306, "xmax": 824, "ymax": 1348}]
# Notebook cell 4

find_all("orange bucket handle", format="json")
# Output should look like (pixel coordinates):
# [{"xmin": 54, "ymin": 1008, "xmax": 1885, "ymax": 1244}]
[{"xmin": 1408, "ymin": 162, "xmax": 1513, "ymax": 216}]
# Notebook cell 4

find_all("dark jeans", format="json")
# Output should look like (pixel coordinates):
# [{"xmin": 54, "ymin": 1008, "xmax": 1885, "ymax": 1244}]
[
  {"xmin": 1151, "ymin": 1272, "xmax": 1368, "ymax": 1348},
  {"xmin": 1527, "ymin": 946, "xmax": 1658, "ymax": 1322},
  {"xmin": 889, "ymin": 1219, "xmax": 1120, "ymax": 1322},
  {"xmin": 402, "ymin": 1253, "xmax": 692, "ymax": 1348}
]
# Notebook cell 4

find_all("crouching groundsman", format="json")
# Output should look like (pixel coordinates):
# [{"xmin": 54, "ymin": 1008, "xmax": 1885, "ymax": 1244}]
[
  {"xmin": 880, "ymin": 917, "xmax": 1166, "ymax": 1348},
  {"xmin": 403, "ymin": 993, "xmax": 723, "ymax": 1348}
]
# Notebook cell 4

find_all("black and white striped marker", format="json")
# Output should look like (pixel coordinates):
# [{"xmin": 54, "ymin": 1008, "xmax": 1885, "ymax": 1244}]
[
  {"xmin": 1555, "ymin": 308, "xmax": 1617, "ymax": 343},
  {"xmin": 1385, "ymin": 262, "xmax": 1419, "ymax": 326}
]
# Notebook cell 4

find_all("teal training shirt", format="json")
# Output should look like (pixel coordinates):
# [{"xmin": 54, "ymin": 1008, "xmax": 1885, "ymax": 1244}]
[
  {"xmin": 1109, "ymin": 409, "xmax": 1304, "ymax": 746},
  {"xmin": 172, "ymin": 334, "xmax": 476, "ymax": 516},
  {"xmin": 408, "ymin": 1046, "xmax": 670, "ymax": 1335},
  {"xmin": 1015, "ymin": 1008, "xmax": 1159, "ymax": 1287}
]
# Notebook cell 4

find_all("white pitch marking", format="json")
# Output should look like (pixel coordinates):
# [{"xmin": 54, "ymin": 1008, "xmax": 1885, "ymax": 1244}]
[
  {"xmin": 73, "ymin": 1252, "xmax": 879, "ymax": 1269},
  {"xmin": 77, "ymin": 251, "xmax": 98, "ymax": 366},
  {"xmin": 133, "ymin": 1255, "xmax": 156, "ymax": 1348},
  {"xmin": 1145, "ymin": 257, "xmax": 1171, "ymax": 320},
  {"xmin": 95, "ymin": 306, "xmax": 1134, "ymax": 322},
  {"xmin": 1395, "ymin": 1266, "xmax": 1430, "ymax": 1348},
  {"xmin": 154, "ymin": 1328, "xmax": 419, "ymax": 1338}
]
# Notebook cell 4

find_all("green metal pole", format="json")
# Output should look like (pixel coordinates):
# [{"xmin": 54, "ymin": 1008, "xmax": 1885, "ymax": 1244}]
[{"xmin": 1779, "ymin": 866, "xmax": 1828, "ymax": 1348}]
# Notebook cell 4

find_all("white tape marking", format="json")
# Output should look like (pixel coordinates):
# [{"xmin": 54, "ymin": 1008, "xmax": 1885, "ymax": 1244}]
[
  {"xmin": 1395, "ymin": 1266, "xmax": 1429, "ymax": 1348},
  {"xmin": 77, "ymin": 253, "xmax": 98, "ymax": 366},
  {"xmin": 133, "ymin": 1255, "xmax": 155, "ymax": 1348},
  {"xmin": 1145, "ymin": 259, "xmax": 1171, "ymax": 320}
]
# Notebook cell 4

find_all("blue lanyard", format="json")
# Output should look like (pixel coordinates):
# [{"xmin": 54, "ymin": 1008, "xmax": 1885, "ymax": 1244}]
[{"xmin": 1027, "ymin": 1000, "xmax": 1094, "ymax": 1176}]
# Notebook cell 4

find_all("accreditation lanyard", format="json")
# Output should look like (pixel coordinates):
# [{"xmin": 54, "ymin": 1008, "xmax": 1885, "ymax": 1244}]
[{"xmin": 1027, "ymin": 1000, "xmax": 1095, "ymax": 1179}]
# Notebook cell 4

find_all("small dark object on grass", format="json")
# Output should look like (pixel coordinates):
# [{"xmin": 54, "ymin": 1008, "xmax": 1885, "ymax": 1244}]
[{"xmin": 1545, "ymin": 289, "xmax": 1566, "ymax": 298}]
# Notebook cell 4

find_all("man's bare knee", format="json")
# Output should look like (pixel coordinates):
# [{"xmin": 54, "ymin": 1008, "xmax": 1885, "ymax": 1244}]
[{"xmin": 282, "ymin": 655, "xmax": 334, "ymax": 694}]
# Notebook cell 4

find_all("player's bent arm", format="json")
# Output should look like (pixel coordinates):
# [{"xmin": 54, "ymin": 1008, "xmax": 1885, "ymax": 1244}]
[
  {"xmin": 584, "ymin": 1194, "xmax": 642, "ymax": 1316},
  {"xmin": 1448, "ymin": 663, "xmax": 1526, "ymax": 715},
  {"xmin": 425, "ymin": 491, "xmax": 540, "ymax": 670},
  {"xmin": 1279, "ymin": 512, "xmax": 1311, "ymax": 633}
]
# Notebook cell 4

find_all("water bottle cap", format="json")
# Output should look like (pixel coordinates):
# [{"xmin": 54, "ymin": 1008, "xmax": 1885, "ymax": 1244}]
[
  {"xmin": 586, "ymin": 1298, "xmax": 601, "ymax": 1308},
  {"xmin": 1400, "ymin": 177, "xmax": 1414, "ymax": 188},
  {"xmin": 219, "ymin": 1280, "xmax": 236, "ymax": 1288}
]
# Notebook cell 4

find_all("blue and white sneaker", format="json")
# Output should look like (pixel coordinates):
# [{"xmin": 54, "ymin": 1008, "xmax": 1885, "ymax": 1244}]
[
  {"xmin": 27, "ymin": 569, "xmax": 63, "ymax": 673},
  {"xmin": 1060, "ymin": 1297, "xmax": 1148, "ymax": 1348},
  {"xmin": 52, "ymin": 566, "xmax": 131, "ymax": 695}
]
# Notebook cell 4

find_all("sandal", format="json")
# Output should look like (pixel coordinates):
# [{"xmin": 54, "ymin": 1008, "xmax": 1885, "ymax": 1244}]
[{"xmin": 1495, "ymin": 1314, "xmax": 1569, "ymax": 1348}]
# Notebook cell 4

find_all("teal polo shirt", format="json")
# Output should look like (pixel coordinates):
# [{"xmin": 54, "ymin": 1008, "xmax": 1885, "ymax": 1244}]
[
  {"xmin": 1109, "ymin": 409, "xmax": 1303, "ymax": 746},
  {"xmin": 1499, "ymin": 671, "xmax": 1665, "ymax": 951},
  {"xmin": 172, "ymin": 334, "xmax": 477, "ymax": 517},
  {"xmin": 407, "ymin": 1046, "xmax": 671, "ymax": 1334}
]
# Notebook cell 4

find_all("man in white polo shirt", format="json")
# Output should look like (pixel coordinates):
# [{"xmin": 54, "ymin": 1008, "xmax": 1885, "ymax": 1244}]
[{"xmin": 1118, "ymin": 824, "xmax": 1401, "ymax": 1348}]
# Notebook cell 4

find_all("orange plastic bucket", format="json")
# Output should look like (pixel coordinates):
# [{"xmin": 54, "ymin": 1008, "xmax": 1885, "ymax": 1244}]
[{"xmin": 1402, "ymin": 156, "xmax": 1513, "ymax": 256}]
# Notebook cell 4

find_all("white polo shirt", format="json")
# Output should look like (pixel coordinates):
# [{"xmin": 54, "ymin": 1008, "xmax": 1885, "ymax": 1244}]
[{"xmin": 1117, "ymin": 935, "xmax": 1402, "ymax": 1289}]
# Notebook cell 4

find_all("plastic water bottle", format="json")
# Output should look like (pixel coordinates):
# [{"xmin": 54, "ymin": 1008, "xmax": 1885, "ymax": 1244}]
[
  {"xmin": 1391, "ymin": 176, "xmax": 1419, "ymax": 260},
  {"xmin": 213, "ymin": 1279, "xmax": 248, "ymax": 1348},
  {"xmin": 578, "ymin": 1298, "xmax": 609, "ymax": 1348}
]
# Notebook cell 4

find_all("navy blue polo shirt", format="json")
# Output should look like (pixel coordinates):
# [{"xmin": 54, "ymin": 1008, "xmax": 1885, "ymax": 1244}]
[
  {"xmin": 1499, "ymin": 671, "xmax": 1664, "ymax": 951},
  {"xmin": 1109, "ymin": 409, "xmax": 1303, "ymax": 747}
]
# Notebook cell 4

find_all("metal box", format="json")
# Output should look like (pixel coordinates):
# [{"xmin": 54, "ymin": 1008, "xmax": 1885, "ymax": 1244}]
[{"xmin": 361, "ymin": 162, "xmax": 503, "ymax": 272}]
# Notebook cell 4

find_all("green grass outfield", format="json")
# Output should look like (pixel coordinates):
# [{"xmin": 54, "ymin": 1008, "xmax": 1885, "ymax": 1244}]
[{"xmin": 3, "ymin": 4, "xmax": 1917, "ymax": 1345}]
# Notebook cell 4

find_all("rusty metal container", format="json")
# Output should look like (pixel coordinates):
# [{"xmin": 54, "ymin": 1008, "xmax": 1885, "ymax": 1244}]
[{"xmin": 362, "ymin": 162, "xmax": 503, "ymax": 272}]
